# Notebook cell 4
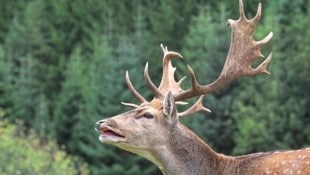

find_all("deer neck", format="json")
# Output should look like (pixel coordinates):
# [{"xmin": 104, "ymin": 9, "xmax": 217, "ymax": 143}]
[{"xmin": 150, "ymin": 123, "xmax": 229, "ymax": 175}]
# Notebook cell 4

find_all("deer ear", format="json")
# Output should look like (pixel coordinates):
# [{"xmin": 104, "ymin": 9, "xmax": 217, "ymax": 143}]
[{"xmin": 163, "ymin": 91, "xmax": 178, "ymax": 125}]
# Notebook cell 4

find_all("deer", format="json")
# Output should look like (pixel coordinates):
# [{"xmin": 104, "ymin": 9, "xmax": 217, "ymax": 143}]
[{"xmin": 95, "ymin": 0, "xmax": 310, "ymax": 174}]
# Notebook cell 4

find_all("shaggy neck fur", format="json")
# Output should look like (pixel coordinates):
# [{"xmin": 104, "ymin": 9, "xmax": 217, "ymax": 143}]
[{"xmin": 148, "ymin": 123, "xmax": 232, "ymax": 175}]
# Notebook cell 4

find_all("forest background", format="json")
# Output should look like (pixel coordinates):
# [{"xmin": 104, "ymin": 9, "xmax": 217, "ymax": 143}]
[{"xmin": 0, "ymin": 0, "xmax": 309, "ymax": 174}]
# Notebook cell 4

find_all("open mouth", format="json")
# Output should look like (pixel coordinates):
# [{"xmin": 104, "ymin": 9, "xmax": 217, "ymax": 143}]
[
  {"xmin": 97, "ymin": 126, "xmax": 125, "ymax": 143},
  {"xmin": 101, "ymin": 127, "xmax": 124, "ymax": 138}
]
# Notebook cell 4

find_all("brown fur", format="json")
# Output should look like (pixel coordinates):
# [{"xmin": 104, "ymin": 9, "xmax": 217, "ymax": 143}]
[{"xmin": 96, "ymin": 102, "xmax": 310, "ymax": 175}]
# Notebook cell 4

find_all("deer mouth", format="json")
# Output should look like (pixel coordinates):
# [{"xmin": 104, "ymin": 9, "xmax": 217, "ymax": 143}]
[{"xmin": 98, "ymin": 126, "xmax": 126, "ymax": 143}]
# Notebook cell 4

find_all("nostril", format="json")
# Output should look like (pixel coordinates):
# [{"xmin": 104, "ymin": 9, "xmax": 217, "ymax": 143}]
[
  {"xmin": 95, "ymin": 123, "xmax": 101, "ymax": 131},
  {"xmin": 95, "ymin": 120, "xmax": 105, "ymax": 131}
]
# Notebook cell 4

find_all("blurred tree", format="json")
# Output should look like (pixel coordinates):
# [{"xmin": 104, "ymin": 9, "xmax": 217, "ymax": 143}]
[
  {"xmin": 0, "ymin": 0, "xmax": 308, "ymax": 174},
  {"xmin": 0, "ymin": 120, "xmax": 89, "ymax": 175},
  {"xmin": 0, "ymin": 0, "xmax": 28, "ymax": 43},
  {"xmin": 51, "ymin": 42, "xmax": 114, "ymax": 174},
  {"xmin": 0, "ymin": 46, "xmax": 11, "ymax": 107},
  {"xmin": 1, "ymin": 0, "xmax": 51, "ymax": 138}
]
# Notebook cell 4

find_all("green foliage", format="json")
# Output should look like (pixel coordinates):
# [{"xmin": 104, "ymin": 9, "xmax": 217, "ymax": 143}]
[
  {"xmin": 0, "ymin": 0, "xmax": 308, "ymax": 174},
  {"xmin": 0, "ymin": 0, "xmax": 28, "ymax": 43},
  {"xmin": 0, "ymin": 120, "xmax": 89, "ymax": 175}
]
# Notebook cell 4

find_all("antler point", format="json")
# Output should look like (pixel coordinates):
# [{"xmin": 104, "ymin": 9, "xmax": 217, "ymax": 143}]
[
  {"xmin": 144, "ymin": 60, "xmax": 163, "ymax": 99},
  {"xmin": 269, "ymin": 31, "xmax": 274, "ymax": 37},
  {"xmin": 203, "ymin": 107, "xmax": 212, "ymax": 113},
  {"xmin": 239, "ymin": 0, "xmax": 247, "ymax": 20},
  {"xmin": 252, "ymin": 52, "xmax": 272, "ymax": 75},
  {"xmin": 125, "ymin": 70, "xmax": 147, "ymax": 103},
  {"xmin": 257, "ymin": 2, "xmax": 262, "ymax": 12},
  {"xmin": 121, "ymin": 102, "xmax": 140, "ymax": 108},
  {"xmin": 256, "ymin": 31, "xmax": 273, "ymax": 48}
]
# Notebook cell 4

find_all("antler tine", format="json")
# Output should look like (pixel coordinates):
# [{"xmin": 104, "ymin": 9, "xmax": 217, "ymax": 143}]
[
  {"xmin": 187, "ymin": 65, "xmax": 202, "ymax": 92},
  {"xmin": 144, "ymin": 62, "xmax": 163, "ymax": 99},
  {"xmin": 250, "ymin": 2, "xmax": 262, "ymax": 25},
  {"xmin": 125, "ymin": 71, "xmax": 147, "ymax": 103},
  {"xmin": 157, "ymin": 44, "xmax": 184, "ymax": 97},
  {"xmin": 161, "ymin": 43, "xmax": 168, "ymax": 54},
  {"xmin": 175, "ymin": 0, "xmax": 273, "ymax": 101},
  {"xmin": 121, "ymin": 102, "xmax": 140, "ymax": 108},
  {"xmin": 179, "ymin": 95, "xmax": 211, "ymax": 118},
  {"xmin": 238, "ymin": 0, "xmax": 246, "ymax": 21},
  {"xmin": 252, "ymin": 52, "xmax": 272, "ymax": 75},
  {"xmin": 160, "ymin": 43, "xmax": 183, "ymax": 61},
  {"xmin": 256, "ymin": 32, "xmax": 273, "ymax": 50},
  {"xmin": 177, "ymin": 76, "xmax": 187, "ymax": 87}
]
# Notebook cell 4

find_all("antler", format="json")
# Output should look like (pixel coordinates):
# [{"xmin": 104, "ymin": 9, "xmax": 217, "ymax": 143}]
[
  {"xmin": 144, "ymin": 44, "xmax": 185, "ymax": 99},
  {"xmin": 124, "ymin": 44, "xmax": 184, "ymax": 106},
  {"xmin": 125, "ymin": 0, "xmax": 272, "ymax": 117},
  {"xmin": 174, "ymin": 0, "xmax": 273, "ymax": 101},
  {"xmin": 125, "ymin": 71, "xmax": 147, "ymax": 103},
  {"xmin": 124, "ymin": 44, "xmax": 185, "ymax": 106},
  {"xmin": 179, "ymin": 95, "xmax": 211, "ymax": 118}
]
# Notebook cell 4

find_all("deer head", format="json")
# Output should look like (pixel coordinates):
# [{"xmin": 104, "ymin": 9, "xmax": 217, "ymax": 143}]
[
  {"xmin": 96, "ymin": 0, "xmax": 310, "ymax": 174},
  {"xmin": 95, "ymin": 92, "xmax": 178, "ymax": 161}
]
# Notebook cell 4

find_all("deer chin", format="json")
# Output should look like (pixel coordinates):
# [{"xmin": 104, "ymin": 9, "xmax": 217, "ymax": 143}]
[{"xmin": 98, "ymin": 127, "xmax": 126, "ymax": 143}]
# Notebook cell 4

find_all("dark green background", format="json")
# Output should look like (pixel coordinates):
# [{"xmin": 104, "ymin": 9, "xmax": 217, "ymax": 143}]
[{"xmin": 0, "ymin": 0, "xmax": 309, "ymax": 174}]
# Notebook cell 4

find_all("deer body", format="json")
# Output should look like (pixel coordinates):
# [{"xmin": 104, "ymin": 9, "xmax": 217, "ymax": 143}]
[
  {"xmin": 95, "ymin": 0, "xmax": 310, "ymax": 174},
  {"xmin": 97, "ymin": 101, "xmax": 310, "ymax": 175}
]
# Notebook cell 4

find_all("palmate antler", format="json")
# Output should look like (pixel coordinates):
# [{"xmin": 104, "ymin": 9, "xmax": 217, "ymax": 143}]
[
  {"xmin": 175, "ymin": 0, "xmax": 273, "ymax": 101},
  {"xmin": 124, "ymin": 0, "xmax": 273, "ymax": 117}
]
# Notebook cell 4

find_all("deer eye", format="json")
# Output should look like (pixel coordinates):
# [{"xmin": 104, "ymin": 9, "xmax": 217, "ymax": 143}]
[{"xmin": 142, "ymin": 112, "xmax": 154, "ymax": 119}]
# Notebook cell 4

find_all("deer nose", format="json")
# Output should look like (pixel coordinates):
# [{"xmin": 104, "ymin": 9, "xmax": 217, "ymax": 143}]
[{"xmin": 95, "ymin": 119, "xmax": 106, "ymax": 131}]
